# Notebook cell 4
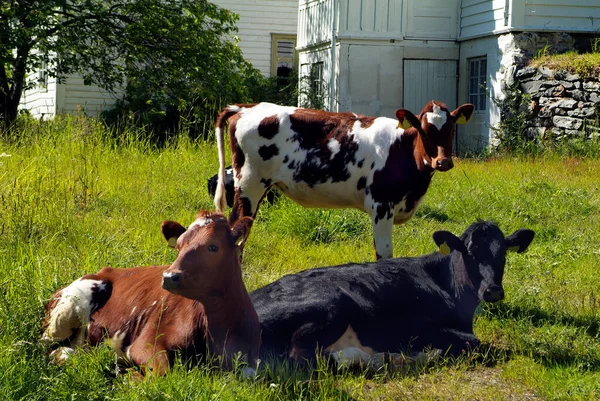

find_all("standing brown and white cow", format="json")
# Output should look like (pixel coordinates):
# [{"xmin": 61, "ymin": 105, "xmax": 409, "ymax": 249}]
[{"xmin": 214, "ymin": 101, "xmax": 474, "ymax": 259}]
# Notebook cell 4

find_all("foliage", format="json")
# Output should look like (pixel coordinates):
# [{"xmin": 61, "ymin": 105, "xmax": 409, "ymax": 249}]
[
  {"xmin": 0, "ymin": 0, "xmax": 258, "ymax": 130},
  {"xmin": 530, "ymin": 50, "xmax": 600, "ymax": 79},
  {"xmin": 490, "ymin": 82, "xmax": 537, "ymax": 155}
]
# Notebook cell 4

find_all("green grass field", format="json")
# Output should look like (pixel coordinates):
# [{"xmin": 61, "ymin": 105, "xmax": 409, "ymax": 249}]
[{"xmin": 0, "ymin": 116, "xmax": 599, "ymax": 400}]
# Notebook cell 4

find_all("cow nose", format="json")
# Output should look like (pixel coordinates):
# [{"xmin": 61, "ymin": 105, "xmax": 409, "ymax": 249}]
[
  {"xmin": 436, "ymin": 158, "xmax": 453, "ymax": 171},
  {"xmin": 162, "ymin": 271, "xmax": 182, "ymax": 290},
  {"xmin": 484, "ymin": 285, "xmax": 504, "ymax": 302}
]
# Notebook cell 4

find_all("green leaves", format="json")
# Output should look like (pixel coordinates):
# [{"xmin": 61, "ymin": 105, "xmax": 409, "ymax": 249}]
[{"xmin": 1, "ymin": 0, "xmax": 263, "ymax": 129}]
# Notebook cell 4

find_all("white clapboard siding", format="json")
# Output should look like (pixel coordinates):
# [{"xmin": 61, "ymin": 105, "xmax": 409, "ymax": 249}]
[
  {"xmin": 59, "ymin": 76, "xmax": 122, "ymax": 116},
  {"xmin": 460, "ymin": 0, "xmax": 507, "ymax": 39},
  {"xmin": 403, "ymin": 59, "xmax": 457, "ymax": 113},
  {"xmin": 406, "ymin": 0, "xmax": 459, "ymax": 39},
  {"xmin": 298, "ymin": 0, "xmax": 333, "ymax": 49},
  {"xmin": 19, "ymin": 78, "xmax": 57, "ymax": 118},
  {"xmin": 522, "ymin": 0, "xmax": 600, "ymax": 31},
  {"xmin": 340, "ymin": 0, "xmax": 402, "ymax": 36},
  {"xmin": 217, "ymin": 0, "xmax": 298, "ymax": 76}
]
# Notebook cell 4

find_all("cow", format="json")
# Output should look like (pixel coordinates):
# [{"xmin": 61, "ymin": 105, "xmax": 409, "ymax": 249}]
[
  {"xmin": 207, "ymin": 166, "xmax": 278, "ymax": 208},
  {"xmin": 41, "ymin": 211, "xmax": 260, "ymax": 376},
  {"xmin": 250, "ymin": 221, "xmax": 534, "ymax": 367},
  {"xmin": 157, "ymin": 216, "xmax": 534, "ymax": 368},
  {"xmin": 213, "ymin": 101, "xmax": 475, "ymax": 259}
]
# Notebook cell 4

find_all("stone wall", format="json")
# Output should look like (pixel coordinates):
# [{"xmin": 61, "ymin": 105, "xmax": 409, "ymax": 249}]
[
  {"xmin": 515, "ymin": 65, "xmax": 599, "ymax": 139},
  {"xmin": 500, "ymin": 32, "xmax": 600, "ymax": 140}
]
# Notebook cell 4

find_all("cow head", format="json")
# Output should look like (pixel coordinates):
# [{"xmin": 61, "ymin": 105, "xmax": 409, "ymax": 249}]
[
  {"xmin": 396, "ymin": 101, "xmax": 474, "ymax": 172},
  {"xmin": 432, "ymin": 221, "xmax": 534, "ymax": 302},
  {"xmin": 161, "ymin": 211, "xmax": 252, "ymax": 301}
]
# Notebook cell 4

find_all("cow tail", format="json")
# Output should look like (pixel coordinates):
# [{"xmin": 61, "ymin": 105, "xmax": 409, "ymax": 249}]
[
  {"xmin": 214, "ymin": 105, "xmax": 249, "ymax": 213},
  {"xmin": 42, "ymin": 277, "xmax": 111, "ymax": 347}
]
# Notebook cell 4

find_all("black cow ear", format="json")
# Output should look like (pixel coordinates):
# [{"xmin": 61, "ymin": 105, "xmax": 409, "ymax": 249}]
[
  {"xmin": 395, "ymin": 109, "xmax": 421, "ymax": 130},
  {"xmin": 231, "ymin": 217, "xmax": 254, "ymax": 248},
  {"xmin": 161, "ymin": 221, "xmax": 187, "ymax": 248},
  {"xmin": 505, "ymin": 229, "xmax": 535, "ymax": 253},
  {"xmin": 432, "ymin": 231, "xmax": 465, "ymax": 255}
]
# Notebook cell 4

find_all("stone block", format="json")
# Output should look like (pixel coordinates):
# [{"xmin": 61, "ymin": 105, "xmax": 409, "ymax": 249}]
[
  {"xmin": 550, "ymin": 98, "xmax": 577, "ymax": 109},
  {"xmin": 568, "ymin": 89, "xmax": 585, "ymax": 101},
  {"xmin": 567, "ymin": 107, "xmax": 596, "ymax": 118},
  {"xmin": 553, "ymin": 116, "xmax": 583, "ymax": 130},
  {"xmin": 583, "ymin": 81, "xmax": 600, "ymax": 91},
  {"xmin": 521, "ymin": 80, "xmax": 544, "ymax": 94},
  {"xmin": 515, "ymin": 67, "xmax": 537, "ymax": 79}
]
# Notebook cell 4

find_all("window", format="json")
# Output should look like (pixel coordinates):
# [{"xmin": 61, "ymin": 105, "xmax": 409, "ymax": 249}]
[
  {"xmin": 310, "ymin": 62, "xmax": 324, "ymax": 99},
  {"xmin": 271, "ymin": 34, "xmax": 297, "ymax": 81},
  {"xmin": 38, "ymin": 60, "xmax": 48, "ymax": 91},
  {"xmin": 300, "ymin": 62, "xmax": 325, "ymax": 109},
  {"xmin": 468, "ymin": 57, "xmax": 487, "ymax": 111}
]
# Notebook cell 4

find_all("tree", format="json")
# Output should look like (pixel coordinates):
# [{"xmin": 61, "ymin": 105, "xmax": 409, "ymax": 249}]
[{"xmin": 0, "ymin": 0, "xmax": 261, "ymax": 128}]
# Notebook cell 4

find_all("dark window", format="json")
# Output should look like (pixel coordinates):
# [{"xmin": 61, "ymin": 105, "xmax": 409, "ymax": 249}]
[{"xmin": 468, "ymin": 57, "xmax": 487, "ymax": 111}]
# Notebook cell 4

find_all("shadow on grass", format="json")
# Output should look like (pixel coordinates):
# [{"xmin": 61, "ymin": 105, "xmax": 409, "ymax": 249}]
[
  {"xmin": 486, "ymin": 302, "xmax": 600, "ymax": 370},
  {"xmin": 415, "ymin": 205, "xmax": 452, "ymax": 222}
]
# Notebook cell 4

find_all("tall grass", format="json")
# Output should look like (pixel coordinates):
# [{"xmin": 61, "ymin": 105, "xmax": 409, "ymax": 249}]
[{"xmin": 0, "ymin": 117, "xmax": 599, "ymax": 400}]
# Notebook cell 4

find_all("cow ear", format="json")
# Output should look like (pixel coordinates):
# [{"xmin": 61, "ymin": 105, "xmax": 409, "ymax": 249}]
[
  {"xmin": 161, "ymin": 221, "xmax": 187, "ymax": 248},
  {"xmin": 451, "ymin": 104, "xmax": 475, "ymax": 125},
  {"xmin": 395, "ymin": 109, "xmax": 421, "ymax": 130},
  {"xmin": 432, "ymin": 231, "xmax": 465, "ymax": 255},
  {"xmin": 505, "ymin": 229, "xmax": 535, "ymax": 253},
  {"xmin": 231, "ymin": 217, "xmax": 253, "ymax": 248}
]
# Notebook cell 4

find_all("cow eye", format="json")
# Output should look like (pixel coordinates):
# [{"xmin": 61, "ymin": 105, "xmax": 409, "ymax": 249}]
[{"xmin": 208, "ymin": 244, "xmax": 218, "ymax": 252}]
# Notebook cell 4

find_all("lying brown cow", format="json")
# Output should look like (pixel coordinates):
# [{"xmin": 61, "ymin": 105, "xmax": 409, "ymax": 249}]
[
  {"xmin": 42, "ymin": 211, "xmax": 259, "ymax": 376},
  {"xmin": 214, "ymin": 101, "xmax": 474, "ymax": 259}
]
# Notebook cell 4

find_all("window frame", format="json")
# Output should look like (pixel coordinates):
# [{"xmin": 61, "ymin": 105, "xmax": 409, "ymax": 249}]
[
  {"xmin": 271, "ymin": 34, "xmax": 297, "ymax": 78},
  {"xmin": 468, "ymin": 57, "xmax": 487, "ymax": 112}
]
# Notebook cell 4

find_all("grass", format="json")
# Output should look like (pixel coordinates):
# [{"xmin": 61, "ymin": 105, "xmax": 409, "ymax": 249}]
[
  {"xmin": 1, "ymin": 116, "xmax": 600, "ymax": 400},
  {"xmin": 529, "ymin": 51, "xmax": 600, "ymax": 79}
]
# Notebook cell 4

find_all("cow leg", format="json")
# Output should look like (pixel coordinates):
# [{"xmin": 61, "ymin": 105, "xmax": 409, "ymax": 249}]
[
  {"xmin": 289, "ymin": 321, "xmax": 347, "ymax": 365},
  {"xmin": 423, "ymin": 329, "xmax": 480, "ymax": 357},
  {"xmin": 127, "ymin": 338, "xmax": 170, "ymax": 376},
  {"xmin": 371, "ymin": 213, "xmax": 394, "ymax": 260},
  {"xmin": 228, "ymin": 177, "xmax": 267, "ymax": 225}
]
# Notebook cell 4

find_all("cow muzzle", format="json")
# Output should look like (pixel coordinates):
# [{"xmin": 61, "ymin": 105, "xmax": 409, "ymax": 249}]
[
  {"xmin": 162, "ymin": 270, "xmax": 183, "ymax": 291},
  {"xmin": 483, "ymin": 284, "xmax": 505, "ymax": 302},
  {"xmin": 434, "ymin": 157, "xmax": 453, "ymax": 172}
]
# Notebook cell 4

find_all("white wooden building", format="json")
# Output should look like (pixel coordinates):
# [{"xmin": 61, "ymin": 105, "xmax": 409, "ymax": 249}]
[
  {"xmin": 297, "ymin": 0, "xmax": 600, "ymax": 152},
  {"xmin": 19, "ymin": 0, "xmax": 299, "ymax": 119}
]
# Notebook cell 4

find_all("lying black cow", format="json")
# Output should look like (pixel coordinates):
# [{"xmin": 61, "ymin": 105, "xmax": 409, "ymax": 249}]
[
  {"xmin": 251, "ymin": 221, "xmax": 534, "ymax": 367},
  {"xmin": 207, "ymin": 167, "xmax": 278, "ymax": 208}
]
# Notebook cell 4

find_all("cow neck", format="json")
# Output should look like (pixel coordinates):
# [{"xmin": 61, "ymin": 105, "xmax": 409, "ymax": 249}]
[
  {"xmin": 448, "ymin": 252, "xmax": 478, "ymax": 306},
  {"xmin": 410, "ymin": 128, "xmax": 435, "ymax": 174},
  {"xmin": 198, "ymin": 264, "xmax": 259, "ymax": 361}
]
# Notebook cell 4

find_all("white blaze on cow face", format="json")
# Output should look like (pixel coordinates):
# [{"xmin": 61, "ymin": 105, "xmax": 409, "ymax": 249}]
[{"xmin": 425, "ymin": 102, "xmax": 447, "ymax": 131}]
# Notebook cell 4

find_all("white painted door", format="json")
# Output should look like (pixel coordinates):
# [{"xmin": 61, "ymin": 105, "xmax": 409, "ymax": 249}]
[{"xmin": 403, "ymin": 59, "xmax": 457, "ymax": 113}]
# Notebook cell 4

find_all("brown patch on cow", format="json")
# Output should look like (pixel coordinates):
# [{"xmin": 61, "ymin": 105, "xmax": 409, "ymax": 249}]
[
  {"xmin": 228, "ymin": 115, "xmax": 245, "ymax": 177},
  {"xmin": 228, "ymin": 193, "xmax": 254, "ymax": 226},
  {"xmin": 370, "ymin": 137, "xmax": 433, "ymax": 220},
  {"xmin": 357, "ymin": 176, "xmax": 367, "ymax": 191},
  {"xmin": 359, "ymin": 116, "xmax": 376, "ymax": 129},
  {"xmin": 258, "ymin": 115, "xmax": 280, "ymax": 139},
  {"xmin": 287, "ymin": 110, "xmax": 361, "ymax": 187},
  {"xmin": 258, "ymin": 144, "xmax": 279, "ymax": 161}
]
